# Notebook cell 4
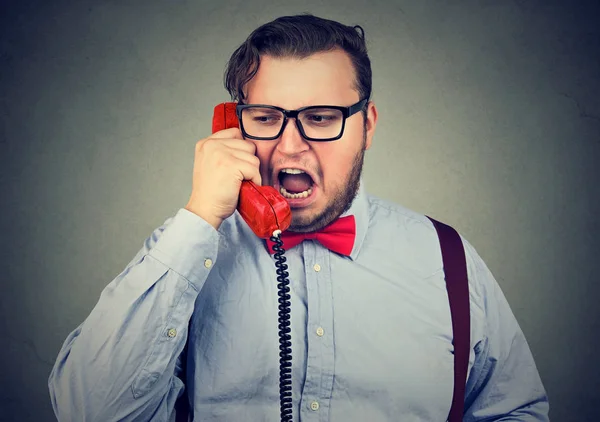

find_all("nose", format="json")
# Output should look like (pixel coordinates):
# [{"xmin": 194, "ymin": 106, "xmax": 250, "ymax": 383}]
[{"xmin": 275, "ymin": 118, "xmax": 310, "ymax": 156}]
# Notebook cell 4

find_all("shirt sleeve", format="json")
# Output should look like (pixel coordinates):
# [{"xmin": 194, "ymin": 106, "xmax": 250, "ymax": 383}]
[
  {"xmin": 462, "ymin": 239, "xmax": 550, "ymax": 421},
  {"xmin": 48, "ymin": 208, "xmax": 220, "ymax": 422}
]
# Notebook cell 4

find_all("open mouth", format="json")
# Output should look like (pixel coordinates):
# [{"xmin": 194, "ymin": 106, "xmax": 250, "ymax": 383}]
[{"xmin": 277, "ymin": 168, "xmax": 315, "ymax": 200}]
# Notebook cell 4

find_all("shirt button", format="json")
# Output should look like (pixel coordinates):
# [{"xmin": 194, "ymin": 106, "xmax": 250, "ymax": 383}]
[
  {"xmin": 204, "ymin": 258, "xmax": 213, "ymax": 268},
  {"xmin": 313, "ymin": 263, "xmax": 321, "ymax": 272},
  {"xmin": 310, "ymin": 401, "xmax": 320, "ymax": 411},
  {"xmin": 167, "ymin": 328, "xmax": 177, "ymax": 338},
  {"xmin": 316, "ymin": 327, "xmax": 324, "ymax": 337}
]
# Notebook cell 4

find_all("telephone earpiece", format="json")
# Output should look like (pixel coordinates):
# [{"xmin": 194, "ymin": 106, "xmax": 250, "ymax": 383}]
[{"xmin": 212, "ymin": 103, "xmax": 292, "ymax": 239}]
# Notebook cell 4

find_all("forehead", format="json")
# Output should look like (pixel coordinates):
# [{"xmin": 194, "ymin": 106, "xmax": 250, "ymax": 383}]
[{"xmin": 244, "ymin": 49, "xmax": 359, "ymax": 108}]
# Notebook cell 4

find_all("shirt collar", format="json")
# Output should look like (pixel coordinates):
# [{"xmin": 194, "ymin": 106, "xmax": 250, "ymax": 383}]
[{"xmin": 341, "ymin": 177, "xmax": 369, "ymax": 260}]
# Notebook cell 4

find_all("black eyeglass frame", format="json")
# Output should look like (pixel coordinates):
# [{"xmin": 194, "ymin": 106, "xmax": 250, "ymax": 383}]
[{"xmin": 235, "ymin": 98, "xmax": 368, "ymax": 141}]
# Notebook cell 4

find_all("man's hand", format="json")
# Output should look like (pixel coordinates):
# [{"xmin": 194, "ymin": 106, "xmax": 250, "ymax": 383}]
[{"xmin": 185, "ymin": 128, "xmax": 261, "ymax": 230}]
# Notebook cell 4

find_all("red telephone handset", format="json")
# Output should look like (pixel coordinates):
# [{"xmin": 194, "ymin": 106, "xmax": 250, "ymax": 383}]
[{"xmin": 212, "ymin": 102, "xmax": 292, "ymax": 239}]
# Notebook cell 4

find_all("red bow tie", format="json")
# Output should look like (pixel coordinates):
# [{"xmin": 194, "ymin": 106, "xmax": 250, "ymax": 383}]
[{"xmin": 266, "ymin": 215, "xmax": 356, "ymax": 256}]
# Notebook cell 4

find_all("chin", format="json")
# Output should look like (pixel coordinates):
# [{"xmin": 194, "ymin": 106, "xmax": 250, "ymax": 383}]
[{"xmin": 288, "ymin": 206, "xmax": 320, "ymax": 230}]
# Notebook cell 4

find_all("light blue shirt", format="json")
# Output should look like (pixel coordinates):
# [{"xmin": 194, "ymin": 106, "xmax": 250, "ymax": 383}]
[{"xmin": 48, "ymin": 180, "xmax": 549, "ymax": 421}]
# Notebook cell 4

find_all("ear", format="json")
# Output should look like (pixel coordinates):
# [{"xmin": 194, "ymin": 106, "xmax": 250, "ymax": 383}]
[{"xmin": 364, "ymin": 101, "xmax": 378, "ymax": 150}]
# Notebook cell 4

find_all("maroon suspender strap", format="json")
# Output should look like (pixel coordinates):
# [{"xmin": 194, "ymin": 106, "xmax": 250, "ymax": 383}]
[{"xmin": 427, "ymin": 216, "xmax": 470, "ymax": 422}]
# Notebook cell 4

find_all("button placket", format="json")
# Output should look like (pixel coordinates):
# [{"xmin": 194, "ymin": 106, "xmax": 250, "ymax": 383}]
[{"xmin": 300, "ymin": 243, "xmax": 334, "ymax": 421}]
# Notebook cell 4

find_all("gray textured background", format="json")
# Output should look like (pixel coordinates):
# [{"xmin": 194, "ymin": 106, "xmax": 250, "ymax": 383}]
[{"xmin": 1, "ymin": 0, "xmax": 599, "ymax": 421}]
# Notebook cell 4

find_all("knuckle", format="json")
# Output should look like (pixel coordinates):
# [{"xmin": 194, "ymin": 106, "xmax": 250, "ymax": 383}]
[{"xmin": 196, "ymin": 138, "xmax": 211, "ymax": 153}]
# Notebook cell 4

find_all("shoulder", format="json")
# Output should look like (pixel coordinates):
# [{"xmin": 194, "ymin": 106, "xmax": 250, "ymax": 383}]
[
  {"xmin": 363, "ymin": 192, "xmax": 490, "ymax": 309},
  {"xmin": 357, "ymin": 193, "xmax": 444, "ymax": 278},
  {"xmin": 365, "ymin": 191, "xmax": 486, "ymax": 269},
  {"xmin": 366, "ymin": 193, "xmax": 437, "ymax": 230},
  {"xmin": 363, "ymin": 192, "xmax": 441, "ymax": 255}
]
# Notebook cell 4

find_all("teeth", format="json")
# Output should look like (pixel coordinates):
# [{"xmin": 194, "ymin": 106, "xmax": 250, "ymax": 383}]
[
  {"xmin": 279, "ymin": 186, "xmax": 313, "ymax": 199},
  {"xmin": 280, "ymin": 168, "xmax": 305, "ymax": 174}
]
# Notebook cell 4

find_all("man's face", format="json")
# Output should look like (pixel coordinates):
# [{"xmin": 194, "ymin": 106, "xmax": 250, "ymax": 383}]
[{"xmin": 244, "ymin": 49, "xmax": 378, "ymax": 232}]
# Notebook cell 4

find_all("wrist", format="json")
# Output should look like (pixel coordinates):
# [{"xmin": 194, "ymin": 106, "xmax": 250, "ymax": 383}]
[{"xmin": 184, "ymin": 203, "xmax": 223, "ymax": 231}]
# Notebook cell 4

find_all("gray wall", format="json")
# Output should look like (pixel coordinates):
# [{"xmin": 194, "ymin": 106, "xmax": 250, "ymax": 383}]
[{"xmin": 1, "ymin": 0, "xmax": 598, "ymax": 421}]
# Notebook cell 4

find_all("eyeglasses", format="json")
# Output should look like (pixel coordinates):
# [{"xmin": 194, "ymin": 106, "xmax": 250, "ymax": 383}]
[{"xmin": 236, "ymin": 98, "xmax": 367, "ymax": 141}]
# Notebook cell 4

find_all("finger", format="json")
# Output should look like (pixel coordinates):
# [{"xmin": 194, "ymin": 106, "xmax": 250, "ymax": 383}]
[
  {"xmin": 228, "ymin": 149, "xmax": 261, "ymax": 169},
  {"xmin": 222, "ymin": 138, "xmax": 257, "ymax": 154},
  {"xmin": 204, "ymin": 136, "xmax": 256, "ymax": 155},
  {"xmin": 235, "ymin": 159, "xmax": 262, "ymax": 186},
  {"xmin": 210, "ymin": 127, "xmax": 243, "ymax": 140}
]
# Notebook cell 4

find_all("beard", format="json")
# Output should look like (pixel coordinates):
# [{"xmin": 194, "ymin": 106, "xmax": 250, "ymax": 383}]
[{"xmin": 288, "ymin": 127, "xmax": 367, "ymax": 233}]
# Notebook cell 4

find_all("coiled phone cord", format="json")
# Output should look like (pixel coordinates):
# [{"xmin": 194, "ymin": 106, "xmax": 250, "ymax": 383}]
[{"xmin": 270, "ymin": 230, "xmax": 293, "ymax": 422}]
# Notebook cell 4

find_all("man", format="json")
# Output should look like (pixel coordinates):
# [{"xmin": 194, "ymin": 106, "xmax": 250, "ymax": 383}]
[{"xmin": 49, "ymin": 14, "xmax": 549, "ymax": 421}]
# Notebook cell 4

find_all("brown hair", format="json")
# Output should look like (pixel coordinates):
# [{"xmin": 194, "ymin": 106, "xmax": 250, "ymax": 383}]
[{"xmin": 223, "ymin": 13, "xmax": 372, "ymax": 112}]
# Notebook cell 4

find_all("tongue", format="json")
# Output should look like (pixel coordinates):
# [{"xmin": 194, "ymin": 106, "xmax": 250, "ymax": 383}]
[{"xmin": 281, "ymin": 173, "xmax": 312, "ymax": 193}]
